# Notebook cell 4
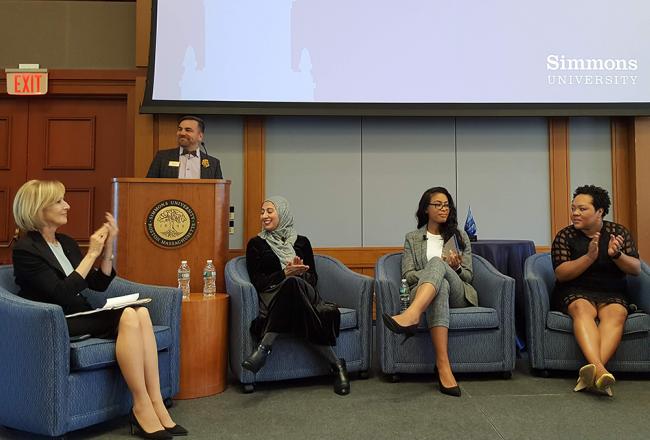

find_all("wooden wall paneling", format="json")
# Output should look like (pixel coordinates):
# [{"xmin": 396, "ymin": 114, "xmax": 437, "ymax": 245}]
[
  {"xmin": 0, "ymin": 116, "xmax": 9, "ymax": 169},
  {"xmin": 611, "ymin": 118, "xmax": 636, "ymax": 236},
  {"xmin": 0, "ymin": 188, "xmax": 9, "ymax": 245},
  {"xmin": 154, "ymin": 114, "xmax": 179, "ymax": 150},
  {"xmin": 124, "ymin": 78, "xmax": 138, "ymax": 178},
  {"xmin": 134, "ymin": 76, "xmax": 154, "ymax": 176},
  {"xmin": 1, "ymin": 69, "xmax": 138, "ymax": 178},
  {"xmin": 0, "ymin": 115, "xmax": 12, "ymax": 247},
  {"xmin": 136, "ymin": 0, "xmax": 152, "ymax": 68},
  {"xmin": 633, "ymin": 117, "xmax": 650, "ymax": 258},
  {"xmin": 26, "ymin": 96, "xmax": 129, "ymax": 244},
  {"xmin": 134, "ymin": 0, "xmax": 152, "ymax": 177},
  {"xmin": 0, "ymin": 70, "xmax": 137, "ymax": 256},
  {"xmin": 62, "ymin": 187, "xmax": 95, "ymax": 241},
  {"xmin": 0, "ymin": 99, "xmax": 28, "ymax": 262},
  {"xmin": 243, "ymin": 117, "xmax": 265, "ymax": 243},
  {"xmin": 314, "ymin": 247, "xmax": 400, "ymax": 272},
  {"xmin": 44, "ymin": 117, "xmax": 96, "ymax": 169},
  {"xmin": 548, "ymin": 117, "xmax": 571, "ymax": 237}
]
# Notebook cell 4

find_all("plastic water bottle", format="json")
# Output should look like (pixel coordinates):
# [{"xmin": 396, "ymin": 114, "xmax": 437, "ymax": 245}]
[
  {"xmin": 399, "ymin": 278, "xmax": 410, "ymax": 313},
  {"xmin": 177, "ymin": 260, "xmax": 191, "ymax": 299},
  {"xmin": 203, "ymin": 259, "xmax": 216, "ymax": 297}
]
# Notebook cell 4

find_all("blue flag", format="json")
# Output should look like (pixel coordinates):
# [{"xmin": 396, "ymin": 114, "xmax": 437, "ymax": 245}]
[{"xmin": 464, "ymin": 206, "xmax": 477, "ymax": 240}]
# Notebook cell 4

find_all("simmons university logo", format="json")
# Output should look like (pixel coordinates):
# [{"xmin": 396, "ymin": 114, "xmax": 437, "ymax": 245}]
[
  {"xmin": 546, "ymin": 54, "xmax": 639, "ymax": 86},
  {"xmin": 145, "ymin": 199, "xmax": 197, "ymax": 248}
]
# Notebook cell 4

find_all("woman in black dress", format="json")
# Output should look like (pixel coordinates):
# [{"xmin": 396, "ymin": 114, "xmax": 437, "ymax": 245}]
[
  {"xmin": 242, "ymin": 196, "xmax": 349, "ymax": 395},
  {"xmin": 12, "ymin": 180, "xmax": 185, "ymax": 439},
  {"xmin": 552, "ymin": 185, "xmax": 640, "ymax": 396}
]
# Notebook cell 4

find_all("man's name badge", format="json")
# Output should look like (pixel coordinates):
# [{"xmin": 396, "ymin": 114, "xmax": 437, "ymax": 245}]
[{"xmin": 168, "ymin": 161, "xmax": 180, "ymax": 167}]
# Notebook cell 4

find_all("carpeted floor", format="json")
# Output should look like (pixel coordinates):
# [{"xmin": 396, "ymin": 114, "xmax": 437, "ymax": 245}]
[{"xmin": 2, "ymin": 348, "xmax": 650, "ymax": 440}]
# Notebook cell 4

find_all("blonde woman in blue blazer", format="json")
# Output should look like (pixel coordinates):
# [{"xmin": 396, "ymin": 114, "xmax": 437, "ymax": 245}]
[{"xmin": 383, "ymin": 187, "xmax": 478, "ymax": 397}]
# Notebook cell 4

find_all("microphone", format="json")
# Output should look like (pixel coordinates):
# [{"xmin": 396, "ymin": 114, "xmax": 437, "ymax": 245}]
[{"xmin": 201, "ymin": 141, "xmax": 208, "ymax": 157}]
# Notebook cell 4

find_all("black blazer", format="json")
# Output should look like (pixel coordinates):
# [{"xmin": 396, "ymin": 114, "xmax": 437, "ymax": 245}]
[
  {"xmin": 145, "ymin": 148, "xmax": 223, "ymax": 179},
  {"xmin": 245, "ymin": 235, "xmax": 318, "ymax": 293},
  {"xmin": 12, "ymin": 231, "xmax": 116, "ymax": 315}
]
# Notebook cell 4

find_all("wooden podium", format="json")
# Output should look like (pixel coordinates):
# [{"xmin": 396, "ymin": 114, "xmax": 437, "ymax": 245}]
[{"xmin": 111, "ymin": 178, "xmax": 231, "ymax": 292}]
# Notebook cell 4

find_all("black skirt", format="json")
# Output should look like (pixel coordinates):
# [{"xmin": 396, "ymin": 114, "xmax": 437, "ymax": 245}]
[
  {"xmin": 250, "ymin": 276, "xmax": 340, "ymax": 346},
  {"xmin": 552, "ymin": 286, "xmax": 630, "ymax": 314},
  {"xmin": 66, "ymin": 308, "xmax": 125, "ymax": 339}
]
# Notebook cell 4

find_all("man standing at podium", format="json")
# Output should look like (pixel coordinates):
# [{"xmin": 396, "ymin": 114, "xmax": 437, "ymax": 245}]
[{"xmin": 146, "ymin": 115, "xmax": 223, "ymax": 179}]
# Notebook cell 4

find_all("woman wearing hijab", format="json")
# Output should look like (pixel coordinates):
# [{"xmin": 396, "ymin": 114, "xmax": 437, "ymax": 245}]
[{"xmin": 242, "ymin": 196, "xmax": 349, "ymax": 395}]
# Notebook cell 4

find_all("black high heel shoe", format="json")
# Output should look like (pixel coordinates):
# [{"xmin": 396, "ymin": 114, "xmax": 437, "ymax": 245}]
[
  {"xmin": 164, "ymin": 423, "xmax": 188, "ymax": 436},
  {"xmin": 382, "ymin": 313, "xmax": 417, "ymax": 344},
  {"xmin": 438, "ymin": 382, "xmax": 461, "ymax": 397},
  {"xmin": 241, "ymin": 344, "xmax": 272, "ymax": 373},
  {"xmin": 129, "ymin": 411, "xmax": 172, "ymax": 440},
  {"xmin": 331, "ymin": 358, "xmax": 350, "ymax": 396},
  {"xmin": 437, "ymin": 372, "xmax": 461, "ymax": 397}
]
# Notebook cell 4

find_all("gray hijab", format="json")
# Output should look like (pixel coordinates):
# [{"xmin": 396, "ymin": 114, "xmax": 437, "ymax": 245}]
[{"xmin": 258, "ymin": 196, "xmax": 297, "ymax": 269}]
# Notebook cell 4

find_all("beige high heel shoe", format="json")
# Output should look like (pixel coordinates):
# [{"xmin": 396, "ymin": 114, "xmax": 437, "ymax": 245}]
[
  {"xmin": 573, "ymin": 364, "xmax": 596, "ymax": 392},
  {"xmin": 595, "ymin": 372, "xmax": 616, "ymax": 397}
]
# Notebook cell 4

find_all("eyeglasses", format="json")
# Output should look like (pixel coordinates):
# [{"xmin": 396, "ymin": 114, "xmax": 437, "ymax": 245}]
[{"xmin": 429, "ymin": 202, "xmax": 450, "ymax": 210}]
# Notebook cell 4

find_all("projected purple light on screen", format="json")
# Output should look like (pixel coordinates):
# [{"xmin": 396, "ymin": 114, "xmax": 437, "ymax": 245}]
[{"xmin": 149, "ymin": 0, "xmax": 649, "ymax": 105}]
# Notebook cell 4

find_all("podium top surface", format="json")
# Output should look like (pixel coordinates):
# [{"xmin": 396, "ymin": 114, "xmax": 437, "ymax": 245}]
[{"xmin": 113, "ymin": 177, "xmax": 231, "ymax": 185}]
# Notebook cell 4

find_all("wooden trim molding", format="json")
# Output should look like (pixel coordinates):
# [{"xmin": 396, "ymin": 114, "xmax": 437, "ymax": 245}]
[
  {"xmin": 134, "ymin": 75, "xmax": 154, "ymax": 176},
  {"xmin": 0, "ymin": 69, "xmax": 139, "ymax": 89},
  {"xmin": 243, "ymin": 117, "xmax": 265, "ymax": 243},
  {"xmin": 226, "ymin": 245, "xmax": 549, "ymax": 279},
  {"xmin": 633, "ymin": 117, "xmax": 650, "ymax": 257},
  {"xmin": 610, "ymin": 118, "xmax": 636, "ymax": 234},
  {"xmin": 548, "ymin": 117, "xmax": 571, "ymax": 238},
  {"xmin": 136, "ymin": 0, "xmax": 152, "ymax": 68},
  {"xmin": 227, "ymin": 249, "xmax": 245, "ymax": 260},
  {"xmin": 154, "ymin": 114, "xmax": 180, "ymax": 149}
]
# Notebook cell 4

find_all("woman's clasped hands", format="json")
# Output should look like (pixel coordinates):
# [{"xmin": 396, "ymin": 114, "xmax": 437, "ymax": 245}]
[
  {"xmin": 284, "ymin": 256, "xmax": 309, "ymax": 277},
  {"xmin": 442, "ymin": 249, "xmax": 462, "ymax": 271},
  {"xmin": 88, "ymin": 212, "xmax": 119, "ymax": 259}
]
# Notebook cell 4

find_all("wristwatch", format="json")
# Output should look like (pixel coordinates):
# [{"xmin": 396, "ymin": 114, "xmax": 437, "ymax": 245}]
[{"xmin": 612, "ymin": 250, "xmax": 622, "ymax": 260}]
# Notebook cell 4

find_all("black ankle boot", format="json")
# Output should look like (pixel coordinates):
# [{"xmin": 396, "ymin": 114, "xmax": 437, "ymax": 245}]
[
  {"xmin": 241, "ymin": 344, "xmax": 271, "ymax": 374},
  {"xmin": 331, "ymin": 358, "xmax": 350, "ymax": 396}
]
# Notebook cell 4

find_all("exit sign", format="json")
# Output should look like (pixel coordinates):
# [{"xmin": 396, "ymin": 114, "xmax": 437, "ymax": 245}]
[{"xmin": 5, "ymin": 67, "xmax": 48, "ymax": 95}]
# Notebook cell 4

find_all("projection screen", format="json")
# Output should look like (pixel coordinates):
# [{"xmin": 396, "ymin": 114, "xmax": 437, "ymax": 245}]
[{"xmin": 142, "ymin": 0, "xmax": 650, "ymax": 115}]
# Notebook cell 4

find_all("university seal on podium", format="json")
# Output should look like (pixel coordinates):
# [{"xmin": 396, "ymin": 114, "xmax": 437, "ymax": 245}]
[{"xmin": 145, "ymin": 199, "xmax": 197, "ymax": 248}]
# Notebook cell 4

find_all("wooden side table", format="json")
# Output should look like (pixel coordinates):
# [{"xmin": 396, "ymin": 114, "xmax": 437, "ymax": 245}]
[{"xmin": 175, "ymin": 293, "xmax": 229, "ymax": 399}]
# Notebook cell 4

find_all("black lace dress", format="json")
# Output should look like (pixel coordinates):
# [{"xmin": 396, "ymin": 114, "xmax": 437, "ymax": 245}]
[{"xmin": 551, "ymin": 220, "xmax": 639, "ymax": 313}]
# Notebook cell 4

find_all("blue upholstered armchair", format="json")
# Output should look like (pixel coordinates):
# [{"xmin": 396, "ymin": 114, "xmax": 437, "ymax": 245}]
[
  {"xmin": 225, "ymin": 254, "xmax": 373, "ymax": 392},
  {"xmin": 375, "ymin": 253, "xmax": 516, "ymax": 380},
  {"xmin": 0, "ymin": 265, "xmax": 181, "ymax": 437},
  {"xmin": 524, "ymin": 253, "xmax": 650, "ymax": 375}
]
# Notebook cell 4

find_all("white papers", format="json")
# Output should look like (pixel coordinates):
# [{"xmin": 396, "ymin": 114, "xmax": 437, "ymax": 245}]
[
  {"xmin": 65, "ymin": 293, "xmax": 151, "ymax": 318},
  {"xmin": 105, "ymin": 293, "xmax": 139, "ymax": 307}
]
